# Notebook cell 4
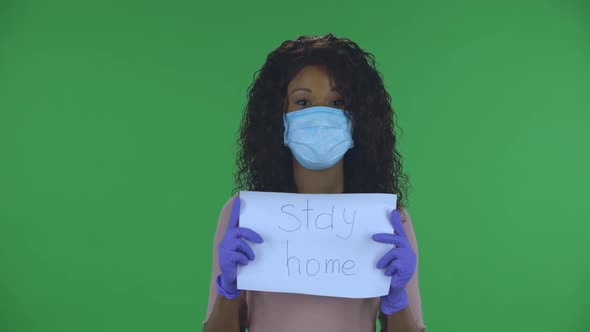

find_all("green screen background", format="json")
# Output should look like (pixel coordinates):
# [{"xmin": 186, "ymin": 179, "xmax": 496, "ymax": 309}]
[{"xmin": 1, "ymin": 1, "xmax": 588, "ymax": 331}]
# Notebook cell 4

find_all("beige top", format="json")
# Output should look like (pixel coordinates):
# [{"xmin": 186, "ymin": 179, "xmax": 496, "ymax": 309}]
[{"xmin": 204, "ymin": 195, "xmax": 426, "ymax": 332}]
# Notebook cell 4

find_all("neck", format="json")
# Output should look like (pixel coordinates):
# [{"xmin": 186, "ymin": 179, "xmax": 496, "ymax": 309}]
[{"xmin": 292, "ymin": 158, "xmax": 344, "ymax": 194}]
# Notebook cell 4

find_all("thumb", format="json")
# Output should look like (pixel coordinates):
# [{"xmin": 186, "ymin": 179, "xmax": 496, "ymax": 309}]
[
  {"xmin": 228, "ymin": 196, "xmax": 241, "ymax": 229},
  {"xmin": 390, "ymin": 209, "xmax": 405, "ymax": 237}
]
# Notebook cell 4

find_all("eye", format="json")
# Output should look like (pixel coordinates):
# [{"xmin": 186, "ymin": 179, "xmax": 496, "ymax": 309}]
[
  {"xmin": 295, "ymin": 99, "xmax": 311, "ymax": 106},
  {"xmin": 294, "ymin": 98, "xmax": 345, "ymax": 107}
]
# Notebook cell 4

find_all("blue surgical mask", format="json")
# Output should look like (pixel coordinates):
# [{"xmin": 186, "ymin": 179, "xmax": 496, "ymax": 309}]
[{"xmin": 283, "ymin": 106, "xmax": 354, "ymax": 170}]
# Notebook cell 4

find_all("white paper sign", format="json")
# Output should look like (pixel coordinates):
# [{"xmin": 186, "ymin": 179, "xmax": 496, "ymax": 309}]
[{"xmin": 236, "ymin": 191, "xmax": 397, "ymax": 298}]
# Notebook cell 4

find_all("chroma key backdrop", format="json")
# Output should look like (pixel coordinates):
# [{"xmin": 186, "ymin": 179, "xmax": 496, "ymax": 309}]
[{"xmin": 0, "ymin": 1, "xmax": 588, "ymax": 332}]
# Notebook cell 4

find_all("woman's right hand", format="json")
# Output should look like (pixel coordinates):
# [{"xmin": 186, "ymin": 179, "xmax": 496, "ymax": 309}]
[{"xmin": 216, "ymin": 196, "xmax": 264, "ymax": 299}]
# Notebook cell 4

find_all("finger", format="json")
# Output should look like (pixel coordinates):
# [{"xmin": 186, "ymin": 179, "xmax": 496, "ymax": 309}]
[
  {"xmin": 372, "ymin": 233, "xmax": 405, "ymax": 247},
  {"xmin": 391, "ymin": 276, "xmax": 404, "ymax": 289},
  {"xmin": 390, "ymin": 264, "xmax": 413, "ymax": 287},
  {"xmin": 385, "ymin": 261, "xmax": 399, "ymax": 276},
  {"xmin": 376, "ymin": 248, "xmax": 399, "ymax": 269},
  {"xmin": 390, "ymin": 209, "xmax": 407, "ymax": 238},
  {"xmin": 228, "ymin": 196, "xmax": 241, "ymax": 229},
  {"xmin": 230, "ymin": 238, "xmax": 256, "ymax": 261},
  {"xmin": 235, "ymin": 227, "xmax": 264, "ymax": 244},
  {"xmin": 227, "ymin": 251, "xmax": 249, "ymax": 266}
]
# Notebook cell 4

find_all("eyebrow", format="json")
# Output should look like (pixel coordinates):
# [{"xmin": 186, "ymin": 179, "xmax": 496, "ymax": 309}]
[{"xmin": 289, "ymin": 88, "xmax": 338, "ymax": 95}]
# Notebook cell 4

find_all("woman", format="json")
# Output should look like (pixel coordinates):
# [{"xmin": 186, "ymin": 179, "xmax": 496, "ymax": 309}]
[{"xmin": 203, "ymin": 33, "xmax": 426, "ymax": 332}]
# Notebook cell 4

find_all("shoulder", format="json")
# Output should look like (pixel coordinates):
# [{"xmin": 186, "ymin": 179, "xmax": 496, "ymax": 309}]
[
  {"xmin": 214, "ymin": 193, "xmax": 239, "ymax": 232},
  {"xmin": 398, "ymin": 208, "xmax": 417, "ymax": 237},
  {"xmin": 220, "ymin": 193, "xmax": 239, "ymax": 215},
  {"xmin": 398, "ymin": 208, "xmax": 420, "ymax": 249},
  {"xmin": 399, "ymin": 208, "xmax": 413, "ymax": 224}
]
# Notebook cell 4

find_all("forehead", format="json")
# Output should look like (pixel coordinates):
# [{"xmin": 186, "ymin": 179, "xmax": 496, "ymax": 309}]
[{"xmin": 288, "ymin": 65, "xmax": 337, "ymax": 89}]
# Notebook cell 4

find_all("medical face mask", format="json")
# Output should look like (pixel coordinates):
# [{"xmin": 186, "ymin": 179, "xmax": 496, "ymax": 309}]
[{"xmin": 283, "ymin": 106, "xmax": 354, "ymax": 170}]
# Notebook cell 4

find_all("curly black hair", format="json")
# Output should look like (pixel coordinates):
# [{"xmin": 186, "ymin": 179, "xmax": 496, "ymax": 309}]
[{"xmin": 233, "ymin": 33, "xmax": 410, "ymax": 209}]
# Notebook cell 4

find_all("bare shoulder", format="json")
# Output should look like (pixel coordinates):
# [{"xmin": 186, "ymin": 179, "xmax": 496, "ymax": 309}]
[
  {"xmin": 215, "ymin": 193, "xmax": 239, "ymax": 231},
  {"xmin": 220, "ymin": 193, "xmax": 238, "ymax": 213},
  {"xmin": 399, "ymin": 207, "xmax": 413, "ymax": 224}
]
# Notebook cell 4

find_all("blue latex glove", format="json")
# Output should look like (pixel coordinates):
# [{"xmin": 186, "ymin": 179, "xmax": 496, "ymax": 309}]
[
  {"xmin": 216, "ymin": 196, "xmax": 264, "ymax": 299},
  {"xmin": 372, "ymin": 209, "xmax": 417, "ymax": 314}
]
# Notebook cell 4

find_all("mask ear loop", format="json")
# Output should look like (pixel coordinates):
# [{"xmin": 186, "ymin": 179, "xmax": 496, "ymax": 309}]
[
  {"xmin": 344, "ymin": 109, "xmax": 355, "ymax": 148},
  {"xmin": 282, "ymin": 112, "xmax": 289, "ymax": 146}
]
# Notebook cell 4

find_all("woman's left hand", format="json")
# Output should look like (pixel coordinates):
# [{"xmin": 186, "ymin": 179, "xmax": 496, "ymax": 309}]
[{"xmin": 371, "ymin": 209, "xmax": 417, "ymax": 315}]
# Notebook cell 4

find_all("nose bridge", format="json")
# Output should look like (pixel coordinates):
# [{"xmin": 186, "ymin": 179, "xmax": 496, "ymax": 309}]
[
  {"xmin": 315, "ymin": 94, "xmax": 334, "ymax": 107},
  {"xmin": 314, "ymin": 84, "xmax": 339, "ymax": 107}
]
